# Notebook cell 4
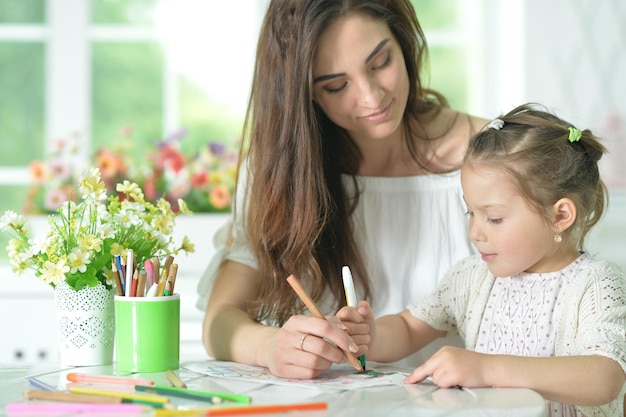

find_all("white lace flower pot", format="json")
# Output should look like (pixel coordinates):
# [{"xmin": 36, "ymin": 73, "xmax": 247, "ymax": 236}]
[{"xmin": 54, "ymin": 280, "xmax": 115, "ymax": 366}]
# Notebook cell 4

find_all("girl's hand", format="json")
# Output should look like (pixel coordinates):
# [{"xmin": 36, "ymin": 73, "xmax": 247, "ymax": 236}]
[
  {"xmin": 264, "ymin": 314, "xmax": 359, "ymax": 379},
  {"xmin": 335, "ymin": 300, "xmax": 375, "ymax": 357},
  {"xmin": 406, "ymin": 346, "xmax": 491, "ymax": 387}
]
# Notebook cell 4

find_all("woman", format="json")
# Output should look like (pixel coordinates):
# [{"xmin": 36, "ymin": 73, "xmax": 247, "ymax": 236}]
[{"xmin": 197, "ymin": 0, "xmax": 487, "ymax": 379}]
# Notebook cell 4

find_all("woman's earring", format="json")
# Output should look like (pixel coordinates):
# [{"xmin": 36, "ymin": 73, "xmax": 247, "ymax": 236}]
[{"xmin": 553, "ymin": 233, "xmax": 562, "ymax": 243}]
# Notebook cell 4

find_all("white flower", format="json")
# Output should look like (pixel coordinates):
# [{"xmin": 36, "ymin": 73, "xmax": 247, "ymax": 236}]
[
  {"xmin": 40, "ymin": 259, "xmax": 70, "ymax": 285},
  {"xmin": 0, "ymin": 210, "xmax": 24, "ymax": 231},
  {"xmin": 68, "ymin": 248, "xmax": 92, "ymax": 274},
  {"xmin": 118, "ymin": 209, "xmax": 141, "ymax": 226}
]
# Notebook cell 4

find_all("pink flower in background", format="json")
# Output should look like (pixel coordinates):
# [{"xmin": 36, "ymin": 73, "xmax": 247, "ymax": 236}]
[
  {"xmin": 49, "ymin": 159, "xmax": 72, "ymax": 182},
  {"xmin": 44, "ymin": 187, "xmax": 70, "ymax": 211},
  {"xmin": 209, "ymin": 184, "xmax": 231, "ymax": 210}
]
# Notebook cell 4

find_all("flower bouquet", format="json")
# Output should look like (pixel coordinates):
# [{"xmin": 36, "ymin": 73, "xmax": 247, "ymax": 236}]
[{"xmin": 1, "ymin": 167, "xmax": 195, "ymax": 291}]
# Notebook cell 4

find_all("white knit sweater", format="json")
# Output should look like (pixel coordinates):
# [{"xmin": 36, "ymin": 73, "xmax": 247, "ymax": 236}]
[{"xmin": 409, "ymin": 254, "xmax": 626, "ymax": 417}]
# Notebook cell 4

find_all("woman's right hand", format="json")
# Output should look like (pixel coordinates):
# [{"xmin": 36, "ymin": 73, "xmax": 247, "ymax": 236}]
[
  {"xmin": 265, "ymin": 314, "xmax": 360, "ymax": 379},
  {"xmin": 203, "ymin": 260, "xmax": 359, "ymax": 379}
]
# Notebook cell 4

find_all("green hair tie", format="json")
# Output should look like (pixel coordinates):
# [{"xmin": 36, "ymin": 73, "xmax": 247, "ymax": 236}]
[{"xmin": 568, "ymin": 127, "xmax": 582, "ymax": 142}]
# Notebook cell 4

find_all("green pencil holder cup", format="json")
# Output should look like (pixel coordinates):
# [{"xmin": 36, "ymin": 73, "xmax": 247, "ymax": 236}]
[{"xmin": 114, "ymin": 294, "xmax": 180, "ymax": 373}]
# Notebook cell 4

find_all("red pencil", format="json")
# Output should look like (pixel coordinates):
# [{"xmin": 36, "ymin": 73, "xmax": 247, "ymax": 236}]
[
  {"xmin": 129, "ymin": 269, "xmax": 139, "ymax": 297},
  {"xmin": 205, "ymin": 402, "xmax": 327, "ymax": 416}
]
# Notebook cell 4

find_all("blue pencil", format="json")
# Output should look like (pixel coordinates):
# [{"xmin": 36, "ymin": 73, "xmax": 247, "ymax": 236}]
[
  {"xmin": 28, "ymin": 377, "xmax": 57, "ymax": 391},
  {"xmin": 114, "ymin": 254, "xmax": 125, "ymax": 293}
]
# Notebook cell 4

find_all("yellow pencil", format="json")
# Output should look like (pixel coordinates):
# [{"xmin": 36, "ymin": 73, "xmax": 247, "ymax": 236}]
[
  {"xmin": 165, "ymin": 369, "xmax": 187, "ymax": 388},
  {"xmin": 69, "ymin": 386, "xmax": 169, "ymax": 404}
]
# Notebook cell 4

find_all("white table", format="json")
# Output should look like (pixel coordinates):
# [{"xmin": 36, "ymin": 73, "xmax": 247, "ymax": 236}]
[{"xmin": 0, "ymin": 361, "xmax": 547, "ymax": 416}]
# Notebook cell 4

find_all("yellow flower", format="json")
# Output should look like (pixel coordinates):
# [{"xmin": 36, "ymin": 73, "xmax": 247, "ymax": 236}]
[
  {"xmin": 116, "ymin": 180, "xmax": 145, "ymax": 203},
  {"xmin": 177, "ymin": 199, "xmax": 192, "ymax": 215},
  {"xmin": 78, "ymin": 234, "xmax": 102, "ymax": 253},
  {"xmin": 181, "ymin": 235, "xmax": 195, "ymax": 254}
]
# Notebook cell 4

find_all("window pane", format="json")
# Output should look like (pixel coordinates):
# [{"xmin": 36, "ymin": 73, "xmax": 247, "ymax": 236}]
[
  {"xmin": 428, "ymin": 46, "xmax": 468, "ymax": 112},
  {"xmin": 0, "ymin": 42, "xmax": 44, "ymax": 165},
  {"xmin": 178, "ymin": 75, "xmax": 243, "ymax": 155},
  {"xmin": 91, "ymin": 0, "xmax": 159, "ymax": 25},
  {"xmin": 92, "ymin": 42, "xmax": 163, "ymax": 156},
  {"xmin": 412, "ymin": 0, "xmax": 460, "ymax": 31},
  {"xmin": 0, "ymin": 0, "xmax": 45, "ymax": 23}
]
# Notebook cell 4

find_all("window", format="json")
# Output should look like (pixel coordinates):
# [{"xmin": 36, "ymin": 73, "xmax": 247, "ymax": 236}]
[{"xmin": 411, "ymin": 0, "xmax": 482, "ymax": 113}]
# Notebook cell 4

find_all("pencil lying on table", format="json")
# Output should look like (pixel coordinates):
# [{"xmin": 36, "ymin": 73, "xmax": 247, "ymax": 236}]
[
  {"xmin": 165, "ymin": 369, "xmax": 187, "ymax": 388},
  {"xmin": 66, "ymin": 372, "xmax": 155, "ymax": 386},
  {"xmin": 286, "ymin": 274, "xmax": 363, "ymax": 372}
]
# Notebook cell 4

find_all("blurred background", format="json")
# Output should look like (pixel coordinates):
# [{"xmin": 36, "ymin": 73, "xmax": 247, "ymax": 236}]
[{"xmin": 0, "ymin": 0, "xmax": 624, "ymax": 364}]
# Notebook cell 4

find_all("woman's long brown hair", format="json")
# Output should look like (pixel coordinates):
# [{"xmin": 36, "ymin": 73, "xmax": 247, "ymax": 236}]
[{"xmin": 237, "ymin": 0, "xmax": 448, "ymax": 325}]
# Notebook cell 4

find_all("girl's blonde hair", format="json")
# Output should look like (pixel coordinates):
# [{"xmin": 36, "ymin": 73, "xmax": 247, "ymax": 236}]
[{"xmin": 465, "ymin": 103, "xmax": 608, "ymax": 250}]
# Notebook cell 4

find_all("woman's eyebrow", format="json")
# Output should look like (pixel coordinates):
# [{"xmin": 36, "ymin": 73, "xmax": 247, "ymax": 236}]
[
  {"xmin": 364, "ymin": 38, "xmax": 390, "ymax": 63},
  {"xmin": 313, "ymin": 38, "xmax": 391, "ymax": 84}
]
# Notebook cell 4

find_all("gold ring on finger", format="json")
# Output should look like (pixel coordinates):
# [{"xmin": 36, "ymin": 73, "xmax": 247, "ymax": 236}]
[{"xmin": 299, "ymin": 333, "xmax": 312, "ymax": 351}]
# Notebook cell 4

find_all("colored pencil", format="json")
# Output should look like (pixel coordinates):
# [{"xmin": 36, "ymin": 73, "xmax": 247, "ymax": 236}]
[
  {"xmin": 111, "ymin": 259, "xmax": 124, "ymax": 296},
  {"xmin": 137, "ymin": 269, "xmax": 147, "ymax": 297},
  {"xmin": 25, "ymin": 389, "xmax": 121, "ymax": 404},
  {"xmin": 167, "ymin": 263, "xmax": 178, "ymax": 293},
  {"xmin": 342, "ymin": 265, "xmax": 367, "ymax": 370},
  {"xmin": 7, "ymin": 402, "xmax": 148, "ymax": 414},
  {"xmin": 136, "ymin": 385, "xmax": 222, "ymax": 404},
  {"xmin": 165, "ymin": 369, "xmax": 187, "ymax": 388},
  {"xmin": 66, "ymin": 373, "xmax": 155, "ymax": 386},
  {"xmin": 205, "ymin": 402, "xmax": 327, "ymax": 416},
  {"xmin": 286, "ymin": 274, "xmax": 363, "ymax": 372},
  {"xmin": 125, "ymin": 249, "xmax": 134, "ymax": 296},
  {"xmin": 69, "ymin": 386, "xmax": 168, "ymax": 404},
  {"xmin": 27, "ymin": 376, "xmax": 56, "ymax": 391}
]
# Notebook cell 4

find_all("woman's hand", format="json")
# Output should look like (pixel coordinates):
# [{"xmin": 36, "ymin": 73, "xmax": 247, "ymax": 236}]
[{"xmin": 264, "ymin": 314, "xmax": 360, "ymax": 379}]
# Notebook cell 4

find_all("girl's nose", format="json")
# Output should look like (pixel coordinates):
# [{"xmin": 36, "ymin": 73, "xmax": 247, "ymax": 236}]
[{"xmin": 469, "ymin": 218, "xmax": 485, "ymax": 243}]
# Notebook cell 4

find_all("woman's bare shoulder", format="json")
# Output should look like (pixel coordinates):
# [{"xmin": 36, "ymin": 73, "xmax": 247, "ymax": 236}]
[{"xmin": 466, "ymin": 113, "xmax": 490, "ymax": 135}]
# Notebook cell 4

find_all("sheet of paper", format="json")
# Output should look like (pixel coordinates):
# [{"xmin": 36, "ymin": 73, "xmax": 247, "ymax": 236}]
[{"xmin": 182, "ymin": 360, "xmax": 408, "ymax": 391}]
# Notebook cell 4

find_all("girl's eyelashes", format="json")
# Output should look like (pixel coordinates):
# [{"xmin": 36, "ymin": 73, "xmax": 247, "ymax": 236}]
[{"xmin": 465, "ymin": 209, "xmax": 502, "ymax": 225}]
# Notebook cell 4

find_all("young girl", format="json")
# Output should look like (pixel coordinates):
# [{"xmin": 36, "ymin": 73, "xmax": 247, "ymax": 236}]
[{"xmin": 340, "ymin": 103, "xmax": 626, "ymax": 416}]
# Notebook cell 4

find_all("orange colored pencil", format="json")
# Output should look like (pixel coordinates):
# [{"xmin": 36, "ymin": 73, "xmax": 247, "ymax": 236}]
[
  {"xmin": 205, "ymin": 402, "xmax": 327, "ymax": 416},
  {"xmin": 66, "ymin": 373, "xmax": 155, "ymax": 386},
  {"xmin": 286, "ymin": 274, "xmax": 362, "ymax": 372},
  {"xmin": 111, "ymin": 260, "xmax": 124, "ymax": 296}
]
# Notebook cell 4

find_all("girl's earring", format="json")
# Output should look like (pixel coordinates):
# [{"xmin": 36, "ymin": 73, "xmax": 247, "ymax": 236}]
[{"xmin": 553, "ymin": 233, "xmax": 562, "ymax": 243}]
